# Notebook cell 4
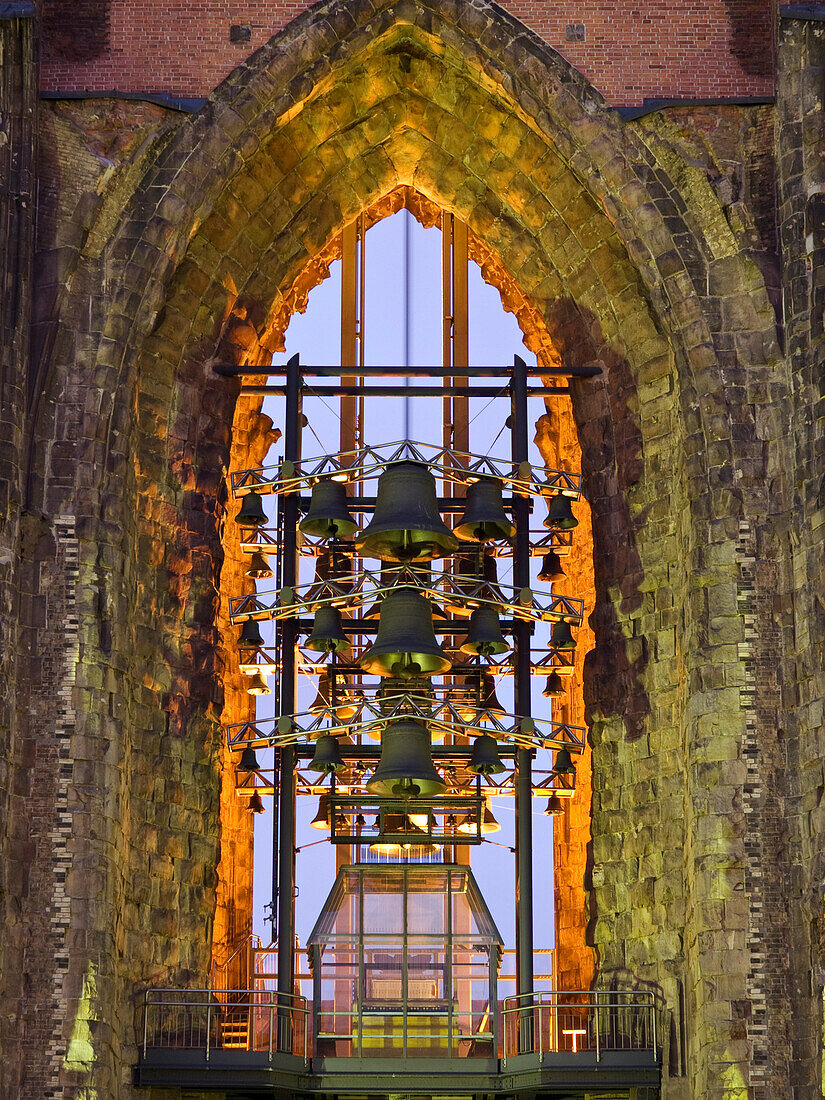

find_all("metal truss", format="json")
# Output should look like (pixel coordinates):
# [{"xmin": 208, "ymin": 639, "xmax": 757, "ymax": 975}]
[{"xmin": 230, "ymin": 440, "xmax": 581, "ymax": 499}]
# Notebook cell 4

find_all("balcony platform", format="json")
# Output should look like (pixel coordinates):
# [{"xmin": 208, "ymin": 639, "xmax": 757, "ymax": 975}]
[{"xmin": 136, "ymin": 1047, "xmax": 661, "ymax": 1096}]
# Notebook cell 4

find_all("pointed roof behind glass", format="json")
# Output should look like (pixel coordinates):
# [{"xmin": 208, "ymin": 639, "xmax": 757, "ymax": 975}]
[{"xmin": 308, "ymin": 864, "xmax": 503, "ymax": 949}]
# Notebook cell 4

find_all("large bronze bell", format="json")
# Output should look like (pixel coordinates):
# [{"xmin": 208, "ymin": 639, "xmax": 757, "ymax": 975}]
[
  {"xmin": 455, "ymin": 478, "xmax": 515, "ymax": 542},
  {"xmin": 308, "ymin": 734, "xmax": 345, "ymax": 773},
  {"xmin": 306, "ymin": 606, "xmax": 350, "ymax": 653},
  {"xmin": 544, "ymin": 492, "xmax": 578, "ymax": 530},
  {"xmin": 360, "ymin": 589, "xmax": 451, "ymax": 678},
  {"xmin": 470, "ymin": 733, "xmax": 506, "ymax": 775},
  {"xmin": 537, "ymin": 550, "xmax": 565, "ymax": 583},
  {"xmin": 300, "ymin": 479, "xmax": 358, "ymax": 540},
  {"xmin": 356, "ymin": 462, "xmax": 458, "ymax": 561},
  {"xmin": 550, "ymin": 620, "xmax": 576, "ymax": 650},
  {"xmin": 367, "ymin": 719, "xmax": 446, "ymax": 797},
  {"xmin": 460, "ymin": 606, "xmax": 510, "ymax": 656},
  {"xmin": 237, "ymin": 490, "xmax": 268, "ymax": 526}
]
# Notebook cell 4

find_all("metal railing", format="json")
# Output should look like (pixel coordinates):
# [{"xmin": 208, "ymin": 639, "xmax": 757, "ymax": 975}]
[
  {"xmin": 142, "ymin": 989, "xmax": 309, "ymax": 1063},
  {"xmin": 501, "ymin": 991, "xmax": 657, "ymax": 1066}
]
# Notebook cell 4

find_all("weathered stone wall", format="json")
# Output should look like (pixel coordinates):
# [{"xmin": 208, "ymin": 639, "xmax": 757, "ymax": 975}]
[
  {"xmin": 1, "ymin": 1, "xmax": 823, "ymax": 1098},
  {"xmin": 0, "ymin": 6, "xmax": 37, "ymax": 1096},
  {"xmin": 776, "ymin": 15, "xmax": 825, "ymax": 1098}
]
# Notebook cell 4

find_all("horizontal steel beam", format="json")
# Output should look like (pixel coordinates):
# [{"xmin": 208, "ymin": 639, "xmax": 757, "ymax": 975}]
[
  {"xmin": 214, "ymin": 363, "xmax": 602, "ymax": 378},
  {"xmin": 235, "ymin": 384, "xmax": 570, "ymax": 396}
]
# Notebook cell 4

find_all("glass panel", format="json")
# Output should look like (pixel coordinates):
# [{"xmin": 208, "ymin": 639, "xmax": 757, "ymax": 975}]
[{"xmin": 363, "ymin": 891, "xmax": 403, "ymax": 934}]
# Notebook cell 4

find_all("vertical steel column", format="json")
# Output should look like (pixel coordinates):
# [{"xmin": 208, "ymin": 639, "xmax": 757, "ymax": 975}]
[
  {"xmin": 511, "ymin": 354, "xmax": 534, "ymax": 1047},
  {"xmin": 277, "ymin": 353, "xmax": 301, "ymax": 1035}
]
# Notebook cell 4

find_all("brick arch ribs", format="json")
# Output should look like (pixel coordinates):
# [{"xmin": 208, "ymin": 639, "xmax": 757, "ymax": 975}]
[{"xmin": 9, "ymin": 1, "xmax": 789, "ymax": 1098}]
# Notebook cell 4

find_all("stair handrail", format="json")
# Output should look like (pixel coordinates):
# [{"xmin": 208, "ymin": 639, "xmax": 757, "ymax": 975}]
[{"xmin": 211, "ymin": 933, "xmax": 263, "ymax": 992}]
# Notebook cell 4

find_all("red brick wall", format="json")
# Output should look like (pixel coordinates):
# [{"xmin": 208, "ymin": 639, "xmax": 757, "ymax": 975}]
[{"xmin": 39, "ymin": 0, "xmax": 775, "ymax": 106}]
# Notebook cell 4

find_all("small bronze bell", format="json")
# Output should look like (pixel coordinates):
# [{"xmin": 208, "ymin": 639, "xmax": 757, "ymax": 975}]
[
  {"xmin": 357, "ymin": 461, "xmax": 458, "ymax": 561},
  {"xmin": 544, "ymin": 492, "xmax": 578, "ymax": 530},
  {"xmin": 239, "ymin": 744, "xmax": 260, "ymax": 772},
  {"xmin": 247, "ymin": 670, "xmax": 270, "ymax": 695},
  {"xmin": 310, "ymin": 794, "xmax": 331, "ymax": 830},
  {"xmin": 544, "ymin": 793, "xmax": 565, "ymax": 816},
  {"xmin": 309, "ymin": 671, "xmax": 357, "ymax": 721},
  {"xmin": 460, "ymin": 606, "xmax": 510, "ymax": 656},
  {"xmin": 239, "ymin": 618, "xmax": 264, "ymax": 646},
  {"xmin": 367, "ymin": 719, "xmax": 446, "ymax": 797},
  {"xmin": 553, "ymin": 746, "xmax": 577, "ymax": 774},
  {"xmin": 300, "ymin": 479, "xmax": 358, "ymax": 539},
  {"xmin": 537, "ymin": 550, "xmax": 565, "ymax": 582},
  {"xmin": 455, "ymin": 478, "xmax": 515, "ymax": 542},
  {"xmin": 542, "ymin": 672, "xmax": 566, "ymax": 697},
  {"xmin": 360, "ymin": 589, "xmax": 450, "ymax": 678},
  {"xmin": 308, "ymin": 734, "xmax": 345, "ymax": 773},
  {"xmin": 245, "ymin": 550, "xmax": 273, "ymax": 579},
  {"xmin": 306, "ymin": 606, "xmax": 350, "ymax": 653},
  {"xmin": 248, "ymin": 792, "xmax": 265, "ymax": 814},
  {"xmin": 470, "ymin": 734, "xmax": 506, "ymax": 775},
  {"xmin": 370, "ymin": 813, "xmax": 438, "ymax": 856},
  {"xmin": 457, "ymin": 801, "xmax": 501, "ymax": 835},
  {"xmin": 237, "ymin": 490, "xmax": 268, "ymax": 526},
  {"xmin": 550, "ymin": 620, "xmax": 576, "ymax": 650},
  {"xmin": 481, "ymin": 672, "xmax": 504, "ymax": 713}
]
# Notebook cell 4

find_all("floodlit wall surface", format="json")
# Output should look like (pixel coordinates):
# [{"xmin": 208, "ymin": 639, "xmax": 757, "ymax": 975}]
[{"xmin": 1, "ymin": 1, "xmax": 824, "ymax": 1099}]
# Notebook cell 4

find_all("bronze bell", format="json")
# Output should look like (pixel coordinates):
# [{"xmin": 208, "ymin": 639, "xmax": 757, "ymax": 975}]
[
  {"xmin": 300, "ymin": 479, "xmax": 358, "ymax": 540},
  {"xmin": 550, "ymin": 620, "xmax": 576, "ymax": 650},
  {"xmin": 544, "ymin": 492, "xmax": 578, "ymax": 530},
  {"xmin": 246, "ymin": 550, "xmax": 273, "ymax": 579},
  {"xmin": 537, "ymin": 550, "xmax": 565, "ymax": 583},
  {"xmin": 247, "ymin": 670, "xmax": 270, "ymax": 695},
  {"xmin": 360, "ymin": 589, "xmax": 451, "ymax": 678},
  {"xmin": 237, "ymin": 490, "xmax": 268, "ymax": 526},
  {"xmin": 310, "ymin": 794, "xmax": 332, "ymax": 830},
  {"xmin": 356, "ymin": 461, "xmax": 458, "ymax": 561},
  {"xmin": 370, "ymin": 813, "xmax": 438, "ymax": 856},
  {"xmin": 553, "ymin": 746, "xmax": 577, "ymax": 774},
  {"xmin": 460, "ymin": 606, "xmax": 510, "ymax": 656},
  {"xmin": 239, "ymin": 744, "xmax": 260, "ymax": 772},
  {"xmin": 239, "ymin": 618, "xmax": 264, "ymax": 646},
  {"xmin": 481, "ymin": 672, "xmax": 504, "ymax": 713},
  {"xmin": 455, "ymin": 478, "xmax": 515, "ymax": 542},
  {"xmin": 542, "ymin": 672, "xmax": 566, "ymax": 697},
  {"xmin": 367, "ymin": 719, "xmax": 446, "ymax": 797},
  {"xmin": 308, "ymin": 734, "xmax": 345, "ymax": 773},
  {"xmin": 306, "ymin": 606, "xmax": 350, "ymax": 653},
  {"xmin": 309, "ymin": 671, "xmax": 357, "ymax": 721},
  {"xmin": 248, "ymin": 791, "xmax": 265, "ymax": 814},
  {"xmin": 457, "ymin": 801, "xmax": 501, "ymax": 835},
  {"xmin": 544, "ymin": 793, "xmax": 565, "ymax": 817},
  {"xmin": 470, "ymin": 734, "xmax": 506, "ymax": 775}
]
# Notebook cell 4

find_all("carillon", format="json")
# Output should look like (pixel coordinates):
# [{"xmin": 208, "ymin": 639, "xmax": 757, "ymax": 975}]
[{"xmin": 223, "ymin": 353, "xmax": 591, "ymax": 1071}]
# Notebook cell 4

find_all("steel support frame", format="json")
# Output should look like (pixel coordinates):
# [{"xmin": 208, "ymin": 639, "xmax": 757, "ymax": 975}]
[
  {"xmin": 276, "ymin": 353, "xmax": 301, "ymax": 1043},
  {"xmin": 511, "ymin": 353, "xmax": 535, "ymax": 1049},
  {"xmin": 270, "ymin": 351, "xmax": 540, "ymax": 1049}
]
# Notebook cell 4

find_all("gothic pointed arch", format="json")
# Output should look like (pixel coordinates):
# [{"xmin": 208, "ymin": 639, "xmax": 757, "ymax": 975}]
[{"xmin": 18, "ymin": 0, "xmax": 787, "ymax": 1096}]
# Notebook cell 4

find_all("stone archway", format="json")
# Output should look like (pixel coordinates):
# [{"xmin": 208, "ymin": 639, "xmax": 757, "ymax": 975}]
[{"xmin": 15, "ymin": 1, "xmax": 785, "ymax": 1097}]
